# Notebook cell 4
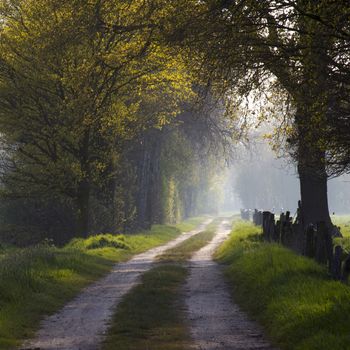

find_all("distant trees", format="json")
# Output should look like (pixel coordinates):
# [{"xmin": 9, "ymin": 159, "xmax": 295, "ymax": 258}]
[
  {"xmin": 159, "ymin": 96, "xmax": 231, "ymax": 223},
  {"xmin": 232, "ymin": 142, "xmax": 299, "ymax": 212}
]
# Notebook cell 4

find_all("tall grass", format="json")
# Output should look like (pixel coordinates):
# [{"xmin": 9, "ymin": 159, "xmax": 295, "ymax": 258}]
[
  {"xmin": 0, "ymin": 217, "xmax": 205, "ymax": 349},
  {"xmin": 0, "ymin": 243, "xmax": 112, "ymax": 349},
  {"xmin": 215, "ymin": 220, "xmax": 350, "ymax": 350}
]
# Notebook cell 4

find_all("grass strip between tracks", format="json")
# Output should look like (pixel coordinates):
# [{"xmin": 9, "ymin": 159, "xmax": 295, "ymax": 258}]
[{"xmin": 102, "ymin": 220, "xmax": 220, "ymax": 350}]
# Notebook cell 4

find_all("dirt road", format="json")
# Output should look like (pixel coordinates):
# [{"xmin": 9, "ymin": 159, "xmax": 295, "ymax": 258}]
[
  {"xmin": 21, "ymin": 220, "xmax": 212, "ymax": 350},
  {"xmin": 184, "ymin": 220, "xmax": 275, "ymax": 350},
  {"xmin": 22, "ymin": 219, "xmax": 276, "ymax": 350}
]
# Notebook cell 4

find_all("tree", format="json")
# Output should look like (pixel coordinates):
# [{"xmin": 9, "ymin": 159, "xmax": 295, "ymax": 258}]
[
  {"xmin": 172, "ymin": 0, "xmax": 350, "ymax": 228},
  {"xmin": 0, "ymin": 0, "xmax": 195, "ymax": 236}
]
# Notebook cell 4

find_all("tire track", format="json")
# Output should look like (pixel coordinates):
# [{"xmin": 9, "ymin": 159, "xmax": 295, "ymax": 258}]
[
  {"xmin": 184, "ymin": 220, "xmax": 276, "ymax": 350},
  {"xmin": 21, "ymin": 219, "xmax": 212, "ymax": 350}
]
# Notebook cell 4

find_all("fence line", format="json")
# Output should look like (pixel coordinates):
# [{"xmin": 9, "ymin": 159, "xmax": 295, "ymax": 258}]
[{"xmin": 241, "ymin": 207, "xmax": 350, "ymax": 282}]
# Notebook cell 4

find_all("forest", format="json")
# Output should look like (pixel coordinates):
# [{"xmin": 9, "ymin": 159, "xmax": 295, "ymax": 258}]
[{"xmin": 0, "ymin": 1, "xmax": 350, "ymax": 350}]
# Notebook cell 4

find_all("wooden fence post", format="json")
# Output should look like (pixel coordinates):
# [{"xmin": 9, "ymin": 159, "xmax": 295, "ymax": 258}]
[
  {"xmin": 315, "ymin": 222, "xmax": 330, "ymax": 265},
  {"xmin": 342, "ymin": 255, "xmax": 350, "ymax": 283},
  {"xmin": 332, "ymin": 245, "xmax": 343, "ymax": 280},
  {"xmin": 257, "ymin": 206, "xmax": 350, "ymax": 282},
  {"xmin": 305, "ymin": 224, "xmax": 316, "ymax": 258},
  {"xmin": 262, "ymin": 212, "xmax": 275, "ymax": 242}
]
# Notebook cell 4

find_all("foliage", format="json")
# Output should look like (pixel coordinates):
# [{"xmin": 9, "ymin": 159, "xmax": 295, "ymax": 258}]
[
  {"xmin": 69, "ymin": 234, "xmax": 130, "ymax": 250},
  {"xmin": 216, "ymin": 220, "xmax": 350, "ymax": 350},
  {"xmin": 176, "ymin": 0, "xmax": 350, "ymax": 226},
  {"xmin": 159, "ymin": 110, "xmax": 229, "ymax": 224},
  {"xmin": 0, "ymin": 0, "xmax": 199, "ymax": 237},
  {"xmin": 0, "ymin": 0, "xmax": 237, "ymax": 243}
]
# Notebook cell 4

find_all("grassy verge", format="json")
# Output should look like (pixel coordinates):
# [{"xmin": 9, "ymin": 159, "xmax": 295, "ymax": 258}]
[
  {"xmin": 102, "ymin": 220, "xmax": 219, "ymax": 350},
  {"xmin": 0, "ymin": 217, "xmax": 205, "ymax": 349},
  {"xmin": 215, "ymin": 220, "xmax": 350, "ymax": 350}
]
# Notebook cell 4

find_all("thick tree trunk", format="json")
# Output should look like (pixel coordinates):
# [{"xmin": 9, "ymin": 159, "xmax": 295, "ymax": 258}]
[
  {"xmin": 296, "ymin": 16, "xmax": 332, "ymax": 229},
  {"xmin": 298, "ymin": 163, "xmax": 331, "ymax": 228},
  {"xmin": 296, "ymin": 109, "xmax": 331, "ymax": 229}
]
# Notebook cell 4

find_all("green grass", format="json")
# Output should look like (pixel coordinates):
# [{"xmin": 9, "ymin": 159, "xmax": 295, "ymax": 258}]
[
  {"xmin": 102, "ymin": 221, "xmax": 219, "ymax": 350},
  {"xmin": 332, "ymin": 214, "xmax": 350, "ymax": 237},
  {"xmin": 0, "ymin": 217, "xmax": 205, "ymax": 350},
  {"xmin": 102, "ymin": 265, "xmax": 190, "ymax": 350},
  {"xmin": 158, "ymin": 222, "xmax": 217, "ymax": 263},
  {"xmin": 215, "ymin": 220, "xmax": 350, "ymax": 350},
  {"xmin": 0, "ymin": 245, "xmax": 114, "ymax": 349},
  {"xmin": 174, "ymin": 216, "xmax": 208, "ymax": 232},
  {"xmin": 331, "ymin": 215, "xmax": 350, "ymax": 253}
]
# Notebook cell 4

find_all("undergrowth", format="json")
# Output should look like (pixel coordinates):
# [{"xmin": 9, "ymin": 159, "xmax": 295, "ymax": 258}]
[
  {"xmin": 215, "ymin": 220, "xmax": 350, "ymax": 350},
  {"xmin": 69, "ymin": 234, "xmax": 130, "ymax": 250}
]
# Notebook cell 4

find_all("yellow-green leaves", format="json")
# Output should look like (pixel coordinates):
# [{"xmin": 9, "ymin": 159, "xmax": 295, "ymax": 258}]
[{"xmin": 0, "ymin": 0, "xmax": 197, "ymax": 201}]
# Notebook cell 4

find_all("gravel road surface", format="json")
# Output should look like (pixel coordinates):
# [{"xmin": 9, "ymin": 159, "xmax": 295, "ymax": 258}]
[
  {"xmin": 184, "ymin": 220, "xmax": 275, "ymax": 350},
  {"xmin": 21, "ymin": 219, "xmax": 212, "ymax": 350}
]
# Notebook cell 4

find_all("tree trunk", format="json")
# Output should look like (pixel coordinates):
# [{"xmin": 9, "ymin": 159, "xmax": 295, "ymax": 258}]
[
  {"xmin": 76, "ymin": 179, "xmax": 90, "ymax": 237},
  {"xmin": 134, "ymin": 130, "xmax": 164, "ymax": 228},
  {"xmin": 135, "ymin": 135, "xmax": 152, "ymax": 229},
  {"xmin": 76, "ymin": 128, "xmax": 91, "ymax": 237},
  {"xmin": 149, "ymin": 140, "xmax": 162, "ymax": 225},
  {"xmin": 298, "ymin": 163, "xmax": 331, "ymax": 228},
  {"xmin": 296, "ymin": 13, "xmax": 332, "ymax": 229},
  {"xmin": 296, "ymin": 110, "xmax": 331, "ymax": 229}
]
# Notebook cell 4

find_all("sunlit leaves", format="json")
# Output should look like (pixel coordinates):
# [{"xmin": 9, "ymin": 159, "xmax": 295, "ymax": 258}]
[{"xmin": 0, "ymin": 0, "xmax": 196, "ymax": 202}]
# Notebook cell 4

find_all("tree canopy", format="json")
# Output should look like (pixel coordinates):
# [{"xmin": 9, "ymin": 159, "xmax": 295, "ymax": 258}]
[
  {"xmin": 171, "ymin": 0, "xmax": 350, "ymax": 227},
  {"xmin": 0, "ymin": 0, "xmax": 349, "ymax": 243},
  {"xmin": 0, "ymin": 0, "xmax": 231, "ymax": 243}
]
